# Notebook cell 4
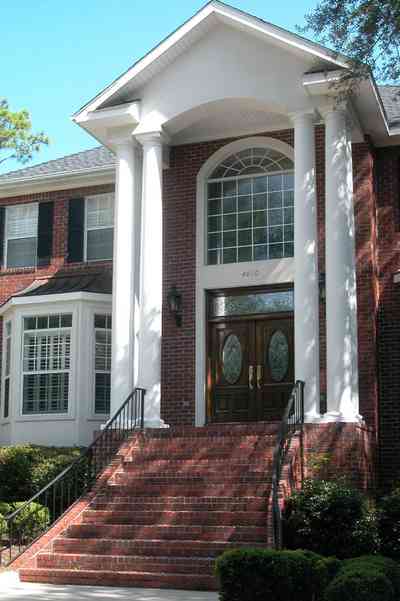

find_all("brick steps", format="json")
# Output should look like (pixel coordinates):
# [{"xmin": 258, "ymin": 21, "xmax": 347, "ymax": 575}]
[
  {"xmin": 90, "ymin": 496, "xmax": 267, "ymax": 512},
  {"xmin": 105, "ymin": 483, "xmax": 271, "ymax": 497},
  {"xmin": 19, "ymin": 568, "xmax": 218, "ymax": 591},
  {"xmin": 19, "ymin": 423, "xmax": 277, "ymax": 591},
  {"xmin": 64, "ymin": 523, "xmax": 268, "ymax": 542},
  {"xmin": 53, "ymin": 537, "xmax": 266, "ymax": 557},
  {"xmin": 37, "ymin": 552, "xmax": 215, "ymax": 574},
  {"xmin": 82, "ymin": 509, "xmax": 267, "ymax": 526}
]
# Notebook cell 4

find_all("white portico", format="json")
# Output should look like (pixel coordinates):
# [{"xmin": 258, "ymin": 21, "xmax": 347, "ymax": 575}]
[{"xmin": 72, "ymin": 1, "xmax": 386, "ymax": 427}]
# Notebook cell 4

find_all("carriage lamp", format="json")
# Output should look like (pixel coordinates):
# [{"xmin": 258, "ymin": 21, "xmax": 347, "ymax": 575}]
[
  {"xmin": 167, "ymin": 284, "xmax": 183, "ymax": 327},
  {"xmin": 319, "ymin": 272, "xmax": 326, "ymax": 301}
]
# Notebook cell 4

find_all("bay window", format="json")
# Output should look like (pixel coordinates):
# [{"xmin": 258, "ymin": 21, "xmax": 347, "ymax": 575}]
[
  {"xmin": 22, "ymin": 313, "xmax": 72, "ymax": 414},
  {"xmin": 94, "ymin": 314, "xmax": 111, "ymax": 414}
]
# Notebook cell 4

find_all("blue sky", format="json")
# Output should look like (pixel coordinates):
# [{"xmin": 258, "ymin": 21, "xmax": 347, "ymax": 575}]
[{"xmin": 1, "ymin": 0, "xmax": 318, "ymax": 174}]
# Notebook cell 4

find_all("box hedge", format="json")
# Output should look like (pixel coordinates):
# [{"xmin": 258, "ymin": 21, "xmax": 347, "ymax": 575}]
[
  {"xmin": 324, "ymin": 555, "xmax": 400, "ymax": 601},
  {"xmin": 215, "ymin": 548, "xmax": 336, "ymax": 601}
]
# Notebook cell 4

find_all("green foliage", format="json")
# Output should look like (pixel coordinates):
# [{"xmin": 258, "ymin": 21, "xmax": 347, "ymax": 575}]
[
  {"xmin": 282, "ymin": 479, "xmax": 378, "ymax": 558},
  {"xmin": 378, "ymin": 487, "xmax": 400, "ymax": 560},
  {"xmin": 215, "ymin": 548, "xmax": 334, "ymax": 601},
  {"xmin": 0, "ymin": 99, "xmax": 48, "ymax": 166},
  {"xmin": 300, "ymin": 0, "xmax": 400, "ymax": 84},
  {"xmin": 342, "ymin": 556, "xmax": 400, "ymax": 597},
  {"xmin": 0, "ymin": 445, "xmax": 82, "ymax": 502},
  {"xmin": 0, "ymin": 501, "xmax": 50, "ymax": 544},
  {"xmin": 324, "ymin": 555, "xmax": 400, "ymax": 601}
]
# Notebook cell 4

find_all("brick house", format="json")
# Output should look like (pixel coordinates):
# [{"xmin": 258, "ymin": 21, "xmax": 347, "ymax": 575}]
[{"xmin": 1, "ymin": 0, "xmax": 400, "ymax": 500}]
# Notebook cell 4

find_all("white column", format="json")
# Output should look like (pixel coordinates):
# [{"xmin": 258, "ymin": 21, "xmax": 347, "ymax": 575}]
[
  {"xmin": 136, "ymin": 132, "xmax": 165, "ymax": 427},
  {"xmin": 110, "ymin": 139, "xmax": 141, "ymax": 414},
  {"xmin": 292, "ymin": 112, "xmax": 320, "ymax": 420},
  {"xmin": 324, "ymin": 107, "xmax": 360, "ymax": 421}
]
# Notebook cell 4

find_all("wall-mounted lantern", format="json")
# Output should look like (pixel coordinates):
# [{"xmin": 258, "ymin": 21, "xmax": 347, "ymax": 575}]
[
  {"xmin": 167, "ymin": 284, "xmax": 183, "ymax": 327},
  {"xmin": 319, "ymin": 272, "xmax": 326, "ymax": 301}
]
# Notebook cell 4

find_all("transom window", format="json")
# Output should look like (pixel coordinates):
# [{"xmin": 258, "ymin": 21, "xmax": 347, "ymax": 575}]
[
  {"xmin": 207, "ymin": 148, "xmax": 294, "ymax": 265},
  {"xmin": 85, "ymin": 194, "xmax": 114, "ymax": 262},
  {"xmin": 22, "ymin": 313, "xmax": 72, "ymax": 415},
  {"xmin": 94, "ymin": 314, "xmax": 112, "ymax": 414},
  {"xmin": 5, "ymin": 203, "xmax": 38, "ymax": 268}
]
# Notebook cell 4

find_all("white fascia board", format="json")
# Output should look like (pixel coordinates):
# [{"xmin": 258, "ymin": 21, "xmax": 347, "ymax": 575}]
[
  {"xmin": 74, "ymin": 101, "xmax": 141, "ymax": 127},
  {"xmin": 0, "ymin": 292, "xmax": 111, "ymax": 316},
  {"xmin": 72, "ymin": 1, "xmax": 351, "ymax": 120},
  {"xmin": 0, "ymin": 166, "xmax": 115, "ymax": 199},
  {"xmin": 303, "ymin": 70, "xmax": 390, "ymax": 140}
]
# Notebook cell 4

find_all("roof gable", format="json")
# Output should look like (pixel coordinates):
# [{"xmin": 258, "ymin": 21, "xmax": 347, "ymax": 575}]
[{"xmin": 74, "ymin": 1, "xmax": 350, "ymax": 121}]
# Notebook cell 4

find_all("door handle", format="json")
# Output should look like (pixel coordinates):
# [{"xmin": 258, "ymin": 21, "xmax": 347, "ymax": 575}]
[
  {"xmin": 257, "ymin": 364, "xmax": 263, "ymax": 390},
  {"xmin": 249, "ymin": 365, "xmax": 255, "ymax": 390}
]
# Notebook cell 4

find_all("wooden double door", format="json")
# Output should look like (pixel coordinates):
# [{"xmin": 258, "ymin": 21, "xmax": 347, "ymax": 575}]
[{"xmin": 208, "ymin": 315, "xmax": 294, "ymax": 423}]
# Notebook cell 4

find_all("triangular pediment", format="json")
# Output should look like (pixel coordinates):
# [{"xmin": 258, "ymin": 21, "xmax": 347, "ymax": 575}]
[{"xmin": 74, "ymin": 1, "xmax": 349, "ymax": 120}]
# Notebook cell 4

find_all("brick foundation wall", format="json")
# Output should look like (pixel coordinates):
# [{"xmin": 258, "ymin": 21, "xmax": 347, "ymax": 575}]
[{"xmin": 280, "ymin": 423, "xmax": 377, "ymax": 507}]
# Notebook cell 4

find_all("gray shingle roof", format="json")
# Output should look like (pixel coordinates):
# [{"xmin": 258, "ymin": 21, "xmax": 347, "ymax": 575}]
[
  {"xmin": 1, "ymin": 84, "xmax": 400, "ymax": 184},
  {"xmin": 0, "ymin": 146, "xmax": 115, "ymax": 182},
  {"xmin": 379, "ymin": 85, "xmax": 400, "ymax": 127}
]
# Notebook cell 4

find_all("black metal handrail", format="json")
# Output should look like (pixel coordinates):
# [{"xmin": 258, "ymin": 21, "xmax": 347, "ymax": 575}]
[
  {"xmin": 271, "ymin": 380, "xmax": 304, "ymax": 549},
  {"xmin": 0, "ymin": 387, "xmax": 145, "ymax": 566}
]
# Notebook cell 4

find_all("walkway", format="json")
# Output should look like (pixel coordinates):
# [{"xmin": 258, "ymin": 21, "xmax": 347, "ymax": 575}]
[{"xmin": 0, "ymin": 572, "xmax": 218, "ymax": 601}]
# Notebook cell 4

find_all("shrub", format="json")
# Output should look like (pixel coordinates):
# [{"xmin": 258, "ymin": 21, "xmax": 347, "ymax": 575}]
[
  {"xmin": 215, "ymin": 548, "xmax": 333, "ymax": 601},
  {"xmin": 378, "ymin": 488, "xmax": 400, "ymax": 560},
  {"xmin": 282, "ymin": 479, "xmax": 378, "ymax": 558},
  {"xmin": 0, "ymin": 445, "xmax": 82, "ymax": 502},
  {"xmin": 0, "ymin": 501, "xmax": 50, "ymax": 543},
  {"xmin": 341, "ymin": 556, "xmax": 400, "ymax": 598},
  {"xmin": 324, "ymin": 567, "xmax": 394, "ymax": 601}
]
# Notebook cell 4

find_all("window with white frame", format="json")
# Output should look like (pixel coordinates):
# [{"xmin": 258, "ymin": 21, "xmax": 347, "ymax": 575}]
[
  {"xmin": 94, "ymin": 314, "xmax": 111, "ymax": 414},
  {"xmin": 5, "ymin": 203, "xmax": 38, "ymax": 268},
  {"xmin": 85, "ymin": 194, "xmax": 114, "ymax": 261},
  {"xmin": 207, "ymin": 148, "xmax": 294, "ymax": 265},
  {"xmin": 22, "ymin": 314, "xmax": 72, "ymax": 414},
  {"xmin": 3, "ymin": 321, "xmax": 11, "ymax": 418}
]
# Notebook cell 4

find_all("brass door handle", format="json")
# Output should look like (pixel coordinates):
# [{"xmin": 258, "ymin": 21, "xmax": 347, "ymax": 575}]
[
  {"xmin": 257, "ymin": 364, "xmax": 263, "ymax": 390},
  {"xmin": 249, "ymin": 365, "xmax": 255, "ymax": 390}
]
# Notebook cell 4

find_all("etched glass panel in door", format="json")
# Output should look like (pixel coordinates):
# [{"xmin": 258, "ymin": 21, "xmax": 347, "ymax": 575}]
[
  {"xmin": 222, "ymin": 334, "xmax": 243, "ymax": 384},
  {"xmin": 267, "ymin": 330, "xmax": 289, "ymax": 382}
]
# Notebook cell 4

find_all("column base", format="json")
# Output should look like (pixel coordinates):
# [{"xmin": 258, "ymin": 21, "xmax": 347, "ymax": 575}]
[
  {"xmin": 143, "ymin": 418, "xmax": 169, "ymax": 429},
  {"xmin": 312, "ymin": 411, "xmax": 363, "ymax": 424}
]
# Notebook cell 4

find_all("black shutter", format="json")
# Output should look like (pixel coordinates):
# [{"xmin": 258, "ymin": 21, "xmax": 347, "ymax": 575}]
[
  {"xmin": 67, "ymin": 198, "xmax": 85, "ymax": 263},
  {"xmin": 37, "ymin": 202, "xmax": 54, "ymax": 267},
  {"xmin": 0, "ymin": 207, "xmax": 5, "ymax": 267}
]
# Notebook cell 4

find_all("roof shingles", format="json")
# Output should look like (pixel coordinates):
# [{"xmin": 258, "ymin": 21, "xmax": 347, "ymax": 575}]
[{"xmin": 0, "ymin": 146, "xmax": 115, "ymax": 182}]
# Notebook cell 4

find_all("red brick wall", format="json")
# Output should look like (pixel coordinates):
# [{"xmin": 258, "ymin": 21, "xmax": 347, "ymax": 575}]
[
  {"xmin": 0, "ymin": 183, "xmax": 114, "ymax": 305},
  {"xmin": 375, "ymin": 148, "xmax": 400, "ymax": 488},
  {"xmin": 161, "ymin": 130, "xmax": 380, "ymax": 434},
  {"xmin": 162, "ymin": 130, "xmax": 294, "ymax": 426}
]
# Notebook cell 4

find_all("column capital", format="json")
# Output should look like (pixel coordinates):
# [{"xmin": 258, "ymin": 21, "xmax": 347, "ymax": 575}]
[
  {"xmin": 135, "ymin": 129, "xmax": 170, "ymax": 148},
  {"xmin": 318, "ymin": 101, "xmax": 349, "ymax": 122},
  {"xmin": 289, "ymin": 110, "xmax": 316, "ymax": 126},
  {"xmin": 106, "ymin": 126, "xmax": 140, "ymax": 150}
]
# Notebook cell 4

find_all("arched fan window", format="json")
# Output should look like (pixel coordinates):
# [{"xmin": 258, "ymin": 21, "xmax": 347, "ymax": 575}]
[{"xmin": 207, "ymin": 147, "xmax": 294, "ymax": 265}]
